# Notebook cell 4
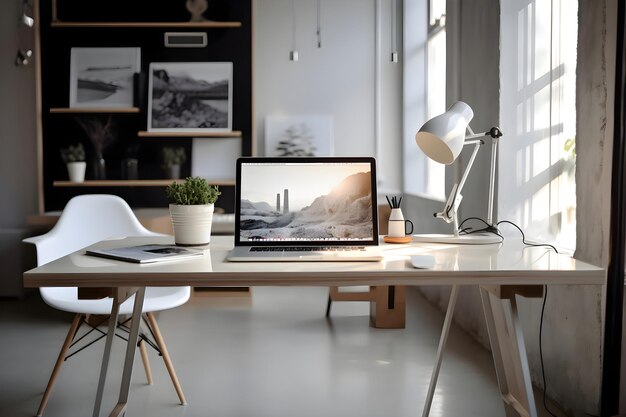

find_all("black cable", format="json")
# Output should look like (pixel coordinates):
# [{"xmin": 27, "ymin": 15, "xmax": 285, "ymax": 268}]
[
  {"xmin": 456, "ymin": 217, "xmax": 504, "ymax": 241},
  {"xmin": 458, "ymin": 216, "xmax": 492, "ymax": 230},
  {"xmin": 539, "ymin": 285, "xmax": 558, "ymax": 417},
  {"xmin": 496, "ymin": 220, "xmax": 558, "ymax": 253}
]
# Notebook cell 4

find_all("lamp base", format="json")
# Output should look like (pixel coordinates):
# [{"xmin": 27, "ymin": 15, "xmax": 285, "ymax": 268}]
[{"xmin": 412, "ymin": 233, "xmax": 502, "ymax": 245}]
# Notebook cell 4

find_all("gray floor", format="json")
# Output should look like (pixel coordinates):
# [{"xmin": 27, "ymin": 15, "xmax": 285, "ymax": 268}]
[{"xmin": 0, "ymin": 287, "xmax": 559, "ymax": 417}]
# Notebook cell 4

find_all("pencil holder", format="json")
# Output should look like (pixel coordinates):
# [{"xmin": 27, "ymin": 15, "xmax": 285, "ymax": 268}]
[{"xmin": 388, "ymin": 208, "xmax": 414, "ymax": 237}]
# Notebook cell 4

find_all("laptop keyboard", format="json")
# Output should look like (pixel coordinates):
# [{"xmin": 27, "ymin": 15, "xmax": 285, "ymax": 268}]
[{"xmin": 250, "ymin": 246, "xmax": 367, "ymax": 252}]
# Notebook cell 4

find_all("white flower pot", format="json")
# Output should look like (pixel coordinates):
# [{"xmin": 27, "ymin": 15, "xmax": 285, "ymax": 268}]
[
  {"xmin": 169, "ymin": 203, "xmax": 214, "ymax": 246},
  {"xmin": 66, "ymin": 161, "xmax": 86, "ymax": 183}
]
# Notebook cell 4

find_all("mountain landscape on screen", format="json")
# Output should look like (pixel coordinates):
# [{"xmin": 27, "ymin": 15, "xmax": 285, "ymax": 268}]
[{"xmin": 240, "ymin": 172, "xmax": 373, "ymax": 240}]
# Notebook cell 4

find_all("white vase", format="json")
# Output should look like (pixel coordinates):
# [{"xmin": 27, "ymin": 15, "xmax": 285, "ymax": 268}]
[
  {"xmin": 169, "ymin": 203, "xmax": 214, "ymax": 246},
  {"xmin": 66, "ymin": 161, "xmax": 86, "ymax": 183}
]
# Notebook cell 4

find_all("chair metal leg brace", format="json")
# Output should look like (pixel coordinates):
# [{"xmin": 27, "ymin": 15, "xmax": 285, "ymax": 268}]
[{"xmin": 421, "ymin": 285, "xmax": 459, "ymax": 417}]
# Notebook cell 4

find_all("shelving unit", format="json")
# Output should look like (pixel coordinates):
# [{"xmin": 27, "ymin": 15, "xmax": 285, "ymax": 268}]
[
  {"xmin": 50, "ymin": 107, "xmax": 140, "ymax": 113},
  {"xmin": 50, "ymin": 21, "xmax": 242, "ymax": 28},
  {"xmin": 35, "ymin": 0, "xmax": 254, "ymax": 213},
  {"xmin": 137, "ymin": 131, "xmax": 242, "ymax": 138},
  {"xmin": 53, "ymin": 179, "xmax": 236, "ymax": 187}
]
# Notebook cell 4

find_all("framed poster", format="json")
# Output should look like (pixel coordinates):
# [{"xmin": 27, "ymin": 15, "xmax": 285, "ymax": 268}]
[
  {"xmin": 191, "ymin": 137, "xmax": 241, "ymax": 180},
  {"xmin": 264, "ymin": 115, "xmax": 333, "ymax": 156},
  {"xmin": 148, "ymin": 62, "xmax": 233, "ymax": 133},
  {"xmin": 69, "ymin": 47, "xmax": 140, "ymax": 108}
]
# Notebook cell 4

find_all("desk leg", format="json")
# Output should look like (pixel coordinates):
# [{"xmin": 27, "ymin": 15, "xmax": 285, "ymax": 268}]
[
  {"xmin": 93, "ymin": 294, "xmax": 121, "ymax": 417},
  {"xmin": 109, "ymin": 287, "xmax": 146, "ymax": 417},
  {"xmin": 422, "ymin": 285, "xmax": 459, "ymax": 417},
  {"xmin": 480, "ymin": 287, "xmax": 538, "ymax": 417}
]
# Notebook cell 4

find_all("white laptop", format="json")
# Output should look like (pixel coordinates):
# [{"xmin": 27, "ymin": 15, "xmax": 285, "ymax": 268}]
[{"xmin": 227, "ymin": 157, "xmax": 383, "ymax": 262}]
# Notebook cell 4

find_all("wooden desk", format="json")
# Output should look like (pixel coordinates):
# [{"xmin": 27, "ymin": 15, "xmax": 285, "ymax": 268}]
[{"xmin": 23, "ymin": 236, "xmax": 604, "ymax": 417}]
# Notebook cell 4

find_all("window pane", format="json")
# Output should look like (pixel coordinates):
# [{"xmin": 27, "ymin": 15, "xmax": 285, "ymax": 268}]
[
  {"xmin": 425, "ymin": 28, "xmax": 446, "ymax": 196},
  {"xmin": 429, "ymin": 0, "xmax": 445, "ymax": 26},
  {"xmin": 499, "ymin": 0, "xmax": 577, "ymax": 250}
]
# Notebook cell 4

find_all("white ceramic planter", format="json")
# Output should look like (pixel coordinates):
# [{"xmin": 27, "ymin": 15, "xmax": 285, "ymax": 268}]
[
  {"xmin": 66, "ymin": 161, "xmax": 86, "ymax": 183},
  {"xmin": 169, "ymin": 203, "xmax": 214, "ymax": 246}
]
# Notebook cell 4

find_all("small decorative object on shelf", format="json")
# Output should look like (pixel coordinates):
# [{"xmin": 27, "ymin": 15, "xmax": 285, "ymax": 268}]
[
  {"xmin": 166, "ymin": 177, "xmax": 221, "ymax": 246},
  {"xmin": 121, "ymin": 158, "xmax": 139, "ymax": 180},
  {"xmin": 60, "ymin": 143, "xmax": 87, "ymax": 183},
  {"xmin": 74, "ymin": 115, "xmax": 117, "ymax": 180},
  {"xmin": 186, "ymin": 0, "xmax": 209, "ymax": 22},
  {"xmin": 161, "ymin": 146, "xmax": 187, "ymax": 179}
]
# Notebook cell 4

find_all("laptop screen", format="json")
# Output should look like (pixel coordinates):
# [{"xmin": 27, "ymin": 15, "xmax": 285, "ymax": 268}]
[{"xmin": 235, "ymin": 157, "xmax": 378, "ymax": 246}]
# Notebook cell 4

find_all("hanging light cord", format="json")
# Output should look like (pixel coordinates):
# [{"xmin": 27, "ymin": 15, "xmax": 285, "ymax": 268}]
[
  {"xmin": 391, "ymin": 0, "xmax": 398, "ymax": 62},
  {"xmin": 291, "ymin": 0, "xmax": 297, "ymax": 52},
  {"xmin": 317, "ymin": 0, "xmax": 322, "ymax": 48}
]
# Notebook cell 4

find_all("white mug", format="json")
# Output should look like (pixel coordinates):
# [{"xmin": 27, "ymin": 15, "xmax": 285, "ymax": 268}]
[{"xmin": 388, "ymin": 208, "xmax": 414, "ymax": 237}]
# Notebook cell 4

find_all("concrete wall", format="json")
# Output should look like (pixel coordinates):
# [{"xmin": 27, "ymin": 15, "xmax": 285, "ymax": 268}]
[
  {"xmin": 255, "ymin": 0, "xmax": 402, "ymax": 193},
  {"xmin": 574, "ymin": 0, "xmax": 617, "ymax": 414},
  {"xmin": 0, "ymin": 0, "xmax": 39, "ymax": 297}
]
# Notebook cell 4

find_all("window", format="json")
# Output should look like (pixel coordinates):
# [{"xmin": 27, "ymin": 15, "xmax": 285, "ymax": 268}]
[
  {"xmin": 402, "ymin": 0, "xmax": 446, "ymax": 200},
  {"xmin": 499, "ymin": 0, "xmax": 577, "ymax": 249}
]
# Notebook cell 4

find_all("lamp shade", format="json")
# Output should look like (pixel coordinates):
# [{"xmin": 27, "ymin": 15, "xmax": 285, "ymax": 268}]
[{"xmin": 415, "ymin": 101, "xmax": 474, "ymax": 164}]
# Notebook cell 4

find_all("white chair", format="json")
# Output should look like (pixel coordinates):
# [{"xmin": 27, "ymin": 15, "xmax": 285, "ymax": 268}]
[{"xmin": 24, "ymin": 195, "xmax": 190, "ymax": 416}]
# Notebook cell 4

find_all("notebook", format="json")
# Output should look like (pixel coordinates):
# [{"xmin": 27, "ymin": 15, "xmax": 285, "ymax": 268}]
[{"xmin": 227, "ymin": 157, "xmax": 383, "ymax": 262}]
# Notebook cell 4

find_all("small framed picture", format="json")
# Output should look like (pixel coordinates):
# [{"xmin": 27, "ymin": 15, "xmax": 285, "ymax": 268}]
[
  {"xmin": 264, "ymin": 115, "xmax": 334, "ymax": 156},
  {"xmin": 191, "ymin": 137, "xmax": 241, "ymax": 180},
  {"xmin": 147, "ymin": 62, "xmax": 233, "ymax": 133},
  {"xmin": 69, "ymin": 47, "xmax": 141, "ymax": 108}
]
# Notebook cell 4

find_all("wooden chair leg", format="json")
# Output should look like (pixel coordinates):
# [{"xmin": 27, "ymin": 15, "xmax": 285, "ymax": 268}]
[
  {"xmin": 36, "ymin": 313, "xmax": 82, "ymax": 417},
  {"xmin": 133, "ymin": 319, "xmax": 153, "ymax": 385},
  {"xmin": 145, "ymin": 312, "xmax": 187, "ymax": 405},
  {"xmin": 138, "ymin": 339, "xmax": 153, "ymax": 385}
]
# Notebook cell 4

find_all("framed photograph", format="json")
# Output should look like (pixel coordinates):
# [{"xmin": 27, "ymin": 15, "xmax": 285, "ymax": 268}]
[
  {"xmin": 69, "ymin": 47, "xmax": 141, "ymax": 108},
  {"xmin": 264, "ymin": 115, "xmax": 333, "ymax": 156},
  {"xmin": 191, "ymin": 137, "xmax": 241, "ymax": 180},
  {"xmin": 148, "ymin": 62, "xmax": 233, "ymax": 133}
]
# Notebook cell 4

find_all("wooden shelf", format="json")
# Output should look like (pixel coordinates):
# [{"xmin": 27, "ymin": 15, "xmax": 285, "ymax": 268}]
[
  {"xmin": 50, "ymin": 107, "xmax": 140, "ymax": 114},
  {"xmin": 50, "ymin": 21, "xmax": 242, "ymax": 28},
  {"xmin": 53, "ymin": 179, "xmax": 235, "ymax": 187},
  {"xmin": 137, "ymin": 131, "xmax": 242, "ymax": 138}
]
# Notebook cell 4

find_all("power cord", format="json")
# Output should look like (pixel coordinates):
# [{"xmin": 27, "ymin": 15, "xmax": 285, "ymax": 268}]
[
  {"xmin": 496, "ymin": 220, "xmax": 558, "ymax": 253},
  {"xmin": 540, "ymin": 285, "xmax": 558, "ymax": 417},
  {"xmin": 457, "ymin": 217, "xmax": 559, "ymax": 417}
]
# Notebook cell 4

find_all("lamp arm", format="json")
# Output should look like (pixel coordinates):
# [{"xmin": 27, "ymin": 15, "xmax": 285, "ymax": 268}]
[
  {"xmin": 463, "ymin": 126, "xmax": 502, "ymax": 229},
  {"xmin": 433, "ymin": 125, "xmax": 503, "ymax": 232},
  {"xmin": 434, "ymin": 141, "xmax": 482, "ymax": 230}
]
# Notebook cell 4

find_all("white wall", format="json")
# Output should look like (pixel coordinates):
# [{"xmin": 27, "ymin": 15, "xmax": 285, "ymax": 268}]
[
  {"xmin": 0, "ymin": 0, "xmax": 38, "ymax": 229},
  {"xmin": 0, "ymin": 0, "xmax": 39, "ymax": 297},
  {"xmin": 255, "ymin": 0, "xmax": 402, "ymax": 193}
]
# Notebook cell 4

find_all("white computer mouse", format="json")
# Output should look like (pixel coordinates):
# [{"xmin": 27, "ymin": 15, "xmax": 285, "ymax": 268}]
[{"xmin": 410, "ymin": 255, "xmax": 435, "ymax": 269}]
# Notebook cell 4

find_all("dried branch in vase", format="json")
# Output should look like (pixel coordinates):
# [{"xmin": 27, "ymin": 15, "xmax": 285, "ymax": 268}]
[{"xmin": 74, "ymin": 115, "xmax": 117, "ymax": 157}]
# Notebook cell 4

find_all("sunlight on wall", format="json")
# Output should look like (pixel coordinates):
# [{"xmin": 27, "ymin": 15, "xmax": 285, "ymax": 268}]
[{"xmin": 499, "ymin": 0, "xmax": 577, "ymax": 250}]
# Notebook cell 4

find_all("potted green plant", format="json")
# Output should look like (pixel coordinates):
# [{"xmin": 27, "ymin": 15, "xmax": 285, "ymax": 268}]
[
  {"xmin": 60, "ymin": 143, "xmax": 86, "ymax": 183},
  {"xmin": 166, "ymin": 177, "xmax": 221, "ymax": 246},
  {"xmin": 162, "ymin": 147, "xmax": 186, "ymax": 180}
]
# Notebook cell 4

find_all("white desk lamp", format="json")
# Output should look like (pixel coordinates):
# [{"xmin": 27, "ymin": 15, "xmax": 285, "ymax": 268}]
[{"xmin": 413, "ymin": 101, "xmax": 502, "ymax": 244}]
